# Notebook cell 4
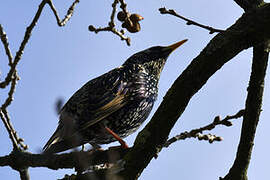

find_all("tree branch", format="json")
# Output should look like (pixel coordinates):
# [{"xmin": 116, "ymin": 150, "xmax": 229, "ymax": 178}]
[
  {"xmin": 234, "ymin": 0, "xmax": 264, "ymax": 11},
  {"xmin": 0, "ymin": 66, "xmax": 28, "ymax": 150},
  {"xmin": 18, "ymin": 168, "xmax": 30, "ymax": 180},
  {"xmin": 0, "ymin": 24, "xmax": 13, "ymax": 65},
  {"xmin": 0, "ymin": 0, "xmax": 80, "ymax": 89},
  {"xmin": 0, "ymin": 111, "xmax": 19, "ymax": 150},
  {"xmin": 88, "ymin": 0, "xmax": 131, "ymax": 46},
  {"xmin": 0, "ymin": 0, "xmax": 50, "ymax": 152},
  {"xmin": 0, "ymin": 1, "xmax": 86, "ymax": 179},
  {"xmin": 0, "ymin": 0, "xmax": 49, "ymax": 89},
  {"xmin": 0, "ymin": 0, "xmax": 81, "ymax": 151},
  {"xmin": 159, "ymin": 7, "xmax": 225, "ymax": 34},
  {"xmin": 222, "ymin": 40, "xmax": 269, "ymax": 180},
  {"xmin": 164, "ymin": 109, "xmax": 244, "ymax": 147},
  {"xmin": 0, "ymin": 147, "xmax": 129, "ymax": 171},
  {"xmin": 116, "ymin": 4, "xmax": 270, "ymax": 179},
  {"xmin": 0, "ymin": 1, "xmax": 79, "ymax": 179},
  {"xmin": 47, "ymin": 0, "xmax": 80, "ymax": 27}
]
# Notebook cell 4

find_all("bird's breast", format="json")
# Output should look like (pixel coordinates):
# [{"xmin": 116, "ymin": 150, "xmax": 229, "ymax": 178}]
[{"xmin": 125, "ymin": 71, "xmax": 159, "ymax": 101}]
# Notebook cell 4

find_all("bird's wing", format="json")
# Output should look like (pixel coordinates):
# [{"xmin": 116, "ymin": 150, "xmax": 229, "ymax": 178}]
[
  {"xmin": 80, "ymin": 79, "xmax": 128, "ymax": 130},
  {"xmin": 61, "ymin": 67, "xmax": 129, "ymax": 135}
]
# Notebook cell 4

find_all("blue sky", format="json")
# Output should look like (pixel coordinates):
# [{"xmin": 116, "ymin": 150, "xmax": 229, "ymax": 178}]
[{"xmin": 1, "ymin": 0, "xmax": 269, "ymax": 179}]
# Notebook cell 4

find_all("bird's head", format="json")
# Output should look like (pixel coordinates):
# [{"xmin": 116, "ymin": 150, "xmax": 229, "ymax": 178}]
[{"xmin": 123, "ymin": 39, "xmax": 187, "ymax": 78}]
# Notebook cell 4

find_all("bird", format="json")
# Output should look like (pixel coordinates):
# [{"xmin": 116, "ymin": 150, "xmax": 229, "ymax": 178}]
[{"xmin": 43, "ymin": 39, "xmax": 187, "ymax": 154}]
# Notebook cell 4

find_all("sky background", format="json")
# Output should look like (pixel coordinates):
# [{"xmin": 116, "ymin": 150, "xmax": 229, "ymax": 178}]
[{"xmin": 1, "ymin": 0, "xmax": 270, "ymax": 179}]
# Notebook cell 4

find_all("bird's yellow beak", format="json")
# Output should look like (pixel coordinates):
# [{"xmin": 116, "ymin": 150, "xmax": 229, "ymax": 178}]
[{"xmin": 165, "ymin": 39, "xmax": 188, "ymax": 53}]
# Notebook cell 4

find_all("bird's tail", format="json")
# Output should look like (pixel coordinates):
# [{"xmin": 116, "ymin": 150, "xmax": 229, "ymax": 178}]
[
  {"xmin": 43, "ymin": 139, "xmax": 78, "ymax": 154},
  {"xmin": 43, "ymin": 127, "xmax": 62, "ymax": 153},
  {"xmin": 43, "ymin": 127, "xmax": 85, "ymax": 154}
]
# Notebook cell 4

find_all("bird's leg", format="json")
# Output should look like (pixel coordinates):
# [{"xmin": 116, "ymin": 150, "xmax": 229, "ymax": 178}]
[{"xmin": 104, "ymin": 126, "xmax": 129, "ymax": 149}]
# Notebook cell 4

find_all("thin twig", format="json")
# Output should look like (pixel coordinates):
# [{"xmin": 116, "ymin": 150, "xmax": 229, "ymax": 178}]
[
  {"xmin": 0, "ymin": 0, "xmax": 48, "ymax": 151},
  {"xmin": 164, "ymin": 109, "xmax": 245, "ymax": 147},
  {"xmin": 0, "ymin": 108, "xmax": 28, "ymax": 150},
  {"xmin": 0, "ymin": 110, "xmax": 19, "ymax": 149},
  {"xmin": 119, "ymin": 0, "xmax": 128, "ymax": 15},
  {"xmin": 0, "ymin": 0, "xmax": 79, "ymax": 88},
  {"xmin": 88, "ymin": 0, "xmax": 131, "ymax": 46},
  {"xmin": 0, "ymin": 0, "xmax": 80, "ymax": 179},
  {"xmin": 1, "ymin": 73, "xmax": 18, "ymax": 109},
  {"xmin": 110, "ymin": 0, "xmax": 118, "ymax": 27},
  {"xmin": 3, "ymin": 110, "xmax": 28, "ymax": 150},
  {"xmin": 159, "ymin": 7, "xmax": 225, "ymax": 34},
  {"xmin": 0, "ymin": 24, "xmax": 13, "ymax": 65},
  {"xmin": 0, "ymin": 70, "xmax": 28, "ymax": 150},
  {"xmin": 118, "ymin": 0, "xmax": 133, "ymax": 27},
  {"xmin": 47, "ymin": 0, "xmax": 80, "ymax": 27},
  {"xmin": 0, "ymin": 0, "xmax": 48, "ymax": 89}
]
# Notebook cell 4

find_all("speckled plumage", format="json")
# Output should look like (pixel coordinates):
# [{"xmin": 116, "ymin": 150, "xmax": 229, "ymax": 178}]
[{"xmin": 43, "ymin": 40, "xmax": 187, "ymax": 153}]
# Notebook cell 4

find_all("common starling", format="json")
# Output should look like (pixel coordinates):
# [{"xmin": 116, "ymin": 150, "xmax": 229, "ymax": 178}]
[{"xmin": 43, "ymin": 39, "xmax": 187, "ymax": 153}]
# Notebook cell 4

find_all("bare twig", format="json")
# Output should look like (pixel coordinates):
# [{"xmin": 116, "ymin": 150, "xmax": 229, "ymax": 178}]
[
  {"xmin": 119, "ymin": 0, "xmax": 128, "ymax": 15},
  {"xmin": 0, "ymin": 0, "xmax": 48, "ymax": 89},
  {"xmin": 0, "ymin": 0, "xmax": 82, "ymax": 179},
  {"xmin": 164, "ymin": 109, "xmax": 245, "ymax": 147},
  {"xmin": 0, "ymin": 110, "xmax": 19, "ymax": 150},
  {"xmin": 47, "ymin": 0, "xmax": 80, "ymax": 27},
  {"xmin": 110, "ymin": 0, "xmax": 118, "ymax": 27},
  {"xmin": 1, "ymin": 74, "xmax": 17, "ymax": 109},
  {"xmin": 0, "ymin": 24, "xmax": 13, "ymax": 65},
  {"xmin": 159, "ymin": 7, "xmax": 225, "ymax": 34},
  {"xmin": 0, "ymin": 0, "xmax": 48, "ymax": 151},
  {"xmin": 118, "ymin": 0, "xmax": 133, "ymax": 27},
  {"xmin": 0, "ymin": 108, "xmax": 28, "ymax": 150},
  {"xmin": 0, "ymin": 0, "xmax": 79, "ymax": 89},
  {"xmin": 0, "ymin": 0, "xmax": 81, "ymax": 151},
  {"xmin": 0, "ymin": 69, "xmax": 27, "ymax": 150},
  {"xmin": 88, "ymin": 0, "xmax": 131, "ymax": 46}
]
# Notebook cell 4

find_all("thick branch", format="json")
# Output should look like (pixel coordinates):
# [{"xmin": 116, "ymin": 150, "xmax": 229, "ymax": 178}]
[
  {"xmin": 234, "ymin": 0, "xmax": 264, "ymax": 11},
  {"xmin": 0, "ymin": 147, "xmax": 129, "ymax": 171},
  {"xmin": 19, "ymin": 168, "xmax": 30, "ymax": 180},
  {"xmin": 222, "ymin": 41, "xmax": 269, "ymax": 180},
  {"xmin": 116, "ymin": 4, "xmax": 270, "ymax": 179}
]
